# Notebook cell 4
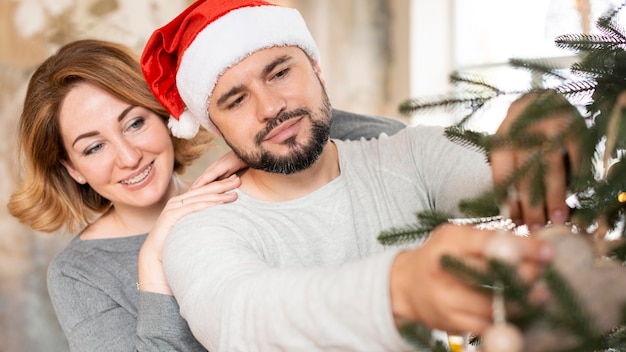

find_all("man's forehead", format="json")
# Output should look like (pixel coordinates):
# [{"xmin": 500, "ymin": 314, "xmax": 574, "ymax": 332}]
[
  {"xmin": 237, "ymin": 45, "xmax": 302, "ymax": 67},
  {"xmin": 217, "ymin": 46, "xmax": 303, "ymax": 83}
]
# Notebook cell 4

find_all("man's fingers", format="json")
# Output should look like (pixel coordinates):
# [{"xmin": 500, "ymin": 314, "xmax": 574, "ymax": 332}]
[
  {"xmin": 490, "ymin": 149, "xmax": 522, "ymax": 223},
  {"xmin": 543, "ymin": 148, "xmax": 570, "ymax": 225},
  {"xmin": 435, "ymin": 287, "xmax": 493, "ymax": 335}
]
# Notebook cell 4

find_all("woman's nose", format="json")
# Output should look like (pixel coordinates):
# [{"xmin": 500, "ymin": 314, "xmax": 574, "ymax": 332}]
[{"xmin": 114, "ymin": 139, "xmax": 141, "ymax": 168}]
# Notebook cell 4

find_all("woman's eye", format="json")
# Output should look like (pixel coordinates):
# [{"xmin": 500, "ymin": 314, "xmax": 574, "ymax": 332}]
[
  {"xmin": 128, "ymin": 117, "xmax": 145, "ymax": 131},
  {"xmin": 84, "ymin": 143, "xmax": 103, "ymax": 156}
]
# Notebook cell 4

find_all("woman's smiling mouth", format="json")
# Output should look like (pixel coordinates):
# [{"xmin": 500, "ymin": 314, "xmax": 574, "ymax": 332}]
[{"xmin": 120, "ymin": 163, "xmax": 153, "ymax": 185}]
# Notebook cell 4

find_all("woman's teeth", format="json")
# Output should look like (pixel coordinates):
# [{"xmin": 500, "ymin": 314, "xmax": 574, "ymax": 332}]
[{"xmin": 121, "ymin": 164, "xmax": 152, "ymax": 185}]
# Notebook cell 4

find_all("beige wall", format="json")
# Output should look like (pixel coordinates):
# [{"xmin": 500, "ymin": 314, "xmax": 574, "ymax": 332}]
[
  {"xmin": 289, "ymin": 0, "xmax": 410, "ymax": 118},
  {"xmin": 0, "ymin": 0, "xmax": 410, "ymax": 350}
]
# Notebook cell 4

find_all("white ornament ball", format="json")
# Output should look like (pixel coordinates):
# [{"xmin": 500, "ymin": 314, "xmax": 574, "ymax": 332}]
[
  {"xmin": 481, "ymin": 323, "xmax": 524, "ymax": 352},
  {"xmin": 483, "ymin": 232, "xmax": 523, "ymax": 264}
]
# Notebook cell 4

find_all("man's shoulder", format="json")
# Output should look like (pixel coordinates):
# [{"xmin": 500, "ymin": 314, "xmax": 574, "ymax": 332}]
[
  {"xmin": 332, "ymin": 125, "xmax": 452, "ymax": 174},
  {"xmin": 334, "ymin": 125, "xmax": 446, "ymax": 148},
  {"xmin": 174, "ymin": 198, "xmax": 252, "ymax": 230},
  {"xmin": 330, "ymin": 108, "xmax": 406, "ymax": 140}
]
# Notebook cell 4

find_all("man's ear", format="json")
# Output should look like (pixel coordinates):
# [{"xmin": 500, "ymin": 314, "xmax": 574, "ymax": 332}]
[
  {"xmin": 60, "ymin": 160, "xmax": 86, "ymax": 184},
  {"xmin": 311, "ymin": 59, "xmax": 326, "ymax": 86}
]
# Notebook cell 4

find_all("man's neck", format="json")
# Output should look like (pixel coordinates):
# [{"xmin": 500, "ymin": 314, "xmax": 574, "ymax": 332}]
[{"xmin": 238, "ymin": 141, "xmax": 340, "ymax": 202}]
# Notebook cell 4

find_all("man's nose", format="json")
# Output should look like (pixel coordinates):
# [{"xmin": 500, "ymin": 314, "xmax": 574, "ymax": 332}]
[{"xmin": 256, "ymin": 87, "xmax": 287, "ymax": 122}]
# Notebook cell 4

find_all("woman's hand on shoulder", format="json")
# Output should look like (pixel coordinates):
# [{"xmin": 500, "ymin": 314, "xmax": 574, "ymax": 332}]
[
  {"xmin": 191, "ymin": 150, "xmax": 247, "ymax": 189},
  {"xmin": 138, "ymin": 173, "xmax": 241, "ymax": 295}
]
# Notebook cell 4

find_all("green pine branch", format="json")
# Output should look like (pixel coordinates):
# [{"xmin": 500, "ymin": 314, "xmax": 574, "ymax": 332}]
[
  {"xmin": 377, "ymin": 210, "xmax": 453, "ymax": 246},
  {"xmin": 555, "ymin": 34, "xmax": 624, "ymax": 52},
  {"xmin": 383, "ymin": 1, "xmax": 626, "ymax": 351},
  {"xmin": 443, "ymin": 126, "xmax": 491, "ymax": 158},
  {"xmin": 509, "ymin": 57, "xmax": 571, "ymax": 81}
]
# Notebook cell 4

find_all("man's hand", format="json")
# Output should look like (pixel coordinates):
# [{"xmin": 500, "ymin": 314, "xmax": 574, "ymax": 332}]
[
  {"xmin": 491, "ymin": 91, "xmax": 583, "ymax": 232},
  {"xmin": 389, "ymin": 224, "xmax": 554, "ymax": 335}
]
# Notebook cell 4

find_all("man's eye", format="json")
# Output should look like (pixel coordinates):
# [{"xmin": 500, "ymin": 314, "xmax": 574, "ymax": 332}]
[
  {"xmin": 227, "ymin": 95, "xmax": 245, "ymax": 109},
  {"xmin": 273, "ymin": 68, "xmax": 289, "ymax": 79}
]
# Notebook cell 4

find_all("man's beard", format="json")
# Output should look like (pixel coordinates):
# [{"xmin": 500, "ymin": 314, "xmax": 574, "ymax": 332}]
[{"xmin": 224, "ymin": 90, "xmax": 332, "ymax": 175}]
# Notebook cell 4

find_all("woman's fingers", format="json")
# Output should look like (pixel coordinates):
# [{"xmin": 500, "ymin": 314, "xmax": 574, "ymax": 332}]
[
  {"xmin": 168, "ymin": 174, "xmax": 240, "ymax": 211},
  {"xmin": 172, "ymin": 191, "xmax": 238, "ymax": 211},
  {"xmin": 138, "ymin": 173, "xmax": 241, "ymax": 295},
  {"xmin": 191, "ymin": 151, "xmax": 247, "ymax": 189}
]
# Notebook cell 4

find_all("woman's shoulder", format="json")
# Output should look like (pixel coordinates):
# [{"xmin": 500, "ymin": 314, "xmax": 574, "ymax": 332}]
[
  {"xmin": 47, "ymin": 232, "xmax": 146, "ymax": 294},
  {"xmin": 49, "ymin": 232, "xmax": 146, "ymax": 272}
]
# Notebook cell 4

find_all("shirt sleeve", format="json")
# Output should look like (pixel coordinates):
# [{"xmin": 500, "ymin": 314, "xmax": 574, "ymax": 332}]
[
  {"xmin": 164, "ymin": 225, "xmax": 415, "ymax": 352},
  {"xmin": 136, "ymin": 292, "xmax": 206, "ymax": 352}
]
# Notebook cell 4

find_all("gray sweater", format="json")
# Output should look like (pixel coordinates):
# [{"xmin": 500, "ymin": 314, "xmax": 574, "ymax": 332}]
[
  {"xmin": 164, "ymin": 126, "xmax": 492, "ymax": 351},
  {"xmin": 46, "ymin": 109, "xmax": 406, "ymax": 352},
  {"xmin": 47, "ymin": 235, "xmax": 205, "ymax": 351}
]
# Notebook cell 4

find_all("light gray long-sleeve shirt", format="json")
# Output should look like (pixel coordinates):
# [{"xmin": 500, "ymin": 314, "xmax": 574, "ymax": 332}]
[{"xmin": 164, "ymin": 126, "xmax": 493, "ymax": 351}]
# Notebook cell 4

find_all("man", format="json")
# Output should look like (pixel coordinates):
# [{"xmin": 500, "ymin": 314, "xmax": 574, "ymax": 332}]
[{"xmin": 140, "ymin": 0, "xmax": 568, "ymax": 350}]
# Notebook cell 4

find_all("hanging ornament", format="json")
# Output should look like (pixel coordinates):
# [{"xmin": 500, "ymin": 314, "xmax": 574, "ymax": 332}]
[
  {"xmin": 479, "ymin": 281, "xmax": 524, "ymax": 352},
  {"xmin": 481, "ymin": 323, "xmax": 523, "ymax": 352},
  {"xmin": 479, "ymin": 232, "xmax": 524, "ymax": 352}
]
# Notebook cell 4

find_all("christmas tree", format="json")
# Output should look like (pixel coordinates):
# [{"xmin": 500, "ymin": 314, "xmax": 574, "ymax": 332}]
[{"xmin": 380, "ymin": 2, "xmax": 626, "ymax": 351}]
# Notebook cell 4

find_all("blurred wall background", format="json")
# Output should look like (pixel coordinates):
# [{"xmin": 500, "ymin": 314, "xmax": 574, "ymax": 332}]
[{"xmin": 0, "ymin": 0, "xmax": 410, "ymax": 350}]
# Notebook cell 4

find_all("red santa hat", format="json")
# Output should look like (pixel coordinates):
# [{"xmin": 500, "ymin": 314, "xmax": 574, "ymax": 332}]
[{"xmin": 140, "ymin": 0, "xmax": 321, "ymax": 139}]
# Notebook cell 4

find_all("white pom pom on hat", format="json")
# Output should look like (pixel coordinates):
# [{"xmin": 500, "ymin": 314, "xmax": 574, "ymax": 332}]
[
  {"xmin": 167, "ymin": 110, "xmax": 200, "ymax": 140},
  {"xmin": 140, "ymin": 0, "xmax": 321, "ymax": 139}
]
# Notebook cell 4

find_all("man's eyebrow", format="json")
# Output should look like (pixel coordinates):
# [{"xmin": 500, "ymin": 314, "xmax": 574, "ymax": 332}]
[
  {"xmin": 216, "ymin": 85, "xmax": 245, "ymax": 108},
  {"xmin": 215, "ymin": 55, "xmax": 293, "ymax": 108},
  {"xmin": 262, "ymin": 54, "xmax": 291, "ymax": 76}
]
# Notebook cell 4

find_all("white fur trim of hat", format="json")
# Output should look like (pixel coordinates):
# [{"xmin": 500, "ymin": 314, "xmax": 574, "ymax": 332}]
[{"xmin": 176, "ymin": 5, "xmax": 321, "ymax": 133}]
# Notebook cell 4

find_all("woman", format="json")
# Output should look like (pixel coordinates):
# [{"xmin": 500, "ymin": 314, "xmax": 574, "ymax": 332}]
[
  {"xmin": 7, "ymin": 40, "xmax": 406, "ymax": 351},
  {"xmin": 8, "ymin": 39, "xmax": 241, "ymax": 351}
]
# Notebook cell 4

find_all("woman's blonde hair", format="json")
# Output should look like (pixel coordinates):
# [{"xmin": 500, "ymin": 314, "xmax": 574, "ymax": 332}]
[{"xmin": 7, "ymin": 39, "xmax": 213, "ymax": 234}]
